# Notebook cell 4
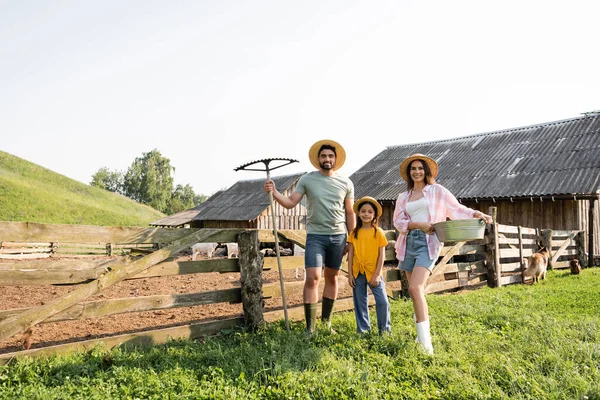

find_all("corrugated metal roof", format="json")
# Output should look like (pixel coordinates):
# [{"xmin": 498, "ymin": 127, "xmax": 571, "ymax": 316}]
[
  {"xmin": 150, "ymin": 173, "xmax": 305, "ymax": 226},
  {"xmin": 192, "ymin": 173, "xmax": 306, "ymax": 222},
  {"xmin": 351, "ymin": 114, "xmax": 600, "ymax": 201}
]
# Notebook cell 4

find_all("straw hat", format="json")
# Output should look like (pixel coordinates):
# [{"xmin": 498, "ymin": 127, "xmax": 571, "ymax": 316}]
[
  {"xmin": 353, "ymin": 196, "xmax": 382, "ymax": 216},
  {"xmin": 308, "ymin": 139, "xmax": 346, "ymax": 171},
  {"xmin": 399, "ymin": 153, "xmax": 438, "ymax": 182}
]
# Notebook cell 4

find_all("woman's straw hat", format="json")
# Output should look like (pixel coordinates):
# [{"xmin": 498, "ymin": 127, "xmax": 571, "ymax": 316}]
[
  {"xmin": 399, "ymin": 153, "xmax": 439, "ymax": 182},
  {"xmin": 308, "ymin": 139, "xmax": 346, "ymax": 170},
  {"xmin": 353, "ymin": 196, "xmax": 382, "ymax": 216}
]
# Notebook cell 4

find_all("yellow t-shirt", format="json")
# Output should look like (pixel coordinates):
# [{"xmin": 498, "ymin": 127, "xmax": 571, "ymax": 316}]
[{"xmin": 348, "ymin": 227, "xmax": 388, "ymax": 281}]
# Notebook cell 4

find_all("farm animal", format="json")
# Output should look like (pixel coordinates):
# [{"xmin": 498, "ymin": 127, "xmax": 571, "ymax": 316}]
[
  {"xmin": 570, "ymin": 258, "xmax": 582, "ymax": 275},
  {"xmin": 22, "ymin": 328, "xmax": 33, "ymax": 350},
  {"xmin": 225, "ymin": 242, "xmax": 239, "ymax": 258},
  {"xmin": 523, "ymin": 246, "xmax": 549, "ymax": 283},
  {"xmin": 191, "ymin": 242, "xmax": 218, "ymax": 260}
]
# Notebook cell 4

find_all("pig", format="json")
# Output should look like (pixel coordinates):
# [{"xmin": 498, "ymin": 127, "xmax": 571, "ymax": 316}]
[
  {"xmin": 191, "ymin": 242, "xmax": 218, "ymax": 260},
  {"xmin": 522, "ymin": 246, "xmax": 549, "ymax": 284}
]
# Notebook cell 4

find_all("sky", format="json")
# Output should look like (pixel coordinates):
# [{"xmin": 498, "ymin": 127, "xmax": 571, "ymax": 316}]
[{"xmin": 1, "ymin": 0, "xmax": 599, "ymax": 197}]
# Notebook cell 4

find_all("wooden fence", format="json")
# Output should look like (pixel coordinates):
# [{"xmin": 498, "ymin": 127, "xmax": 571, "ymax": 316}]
[{"xmin": 0, "ymin": 210, "xmax": 587, "ymax": 363}]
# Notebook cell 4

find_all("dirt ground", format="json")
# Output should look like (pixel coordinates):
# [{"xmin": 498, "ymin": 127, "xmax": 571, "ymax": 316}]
[{"xmin": 0, "ymin": 253, "xmax": 371, "ymax": 355}]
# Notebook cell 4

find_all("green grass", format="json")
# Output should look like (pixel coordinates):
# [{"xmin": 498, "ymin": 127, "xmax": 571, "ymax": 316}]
[
  {"xmin": 1, "ymin": 268, "xmax": 599, "ymax": 399},
  {"xmin": 0, "ymin": 151, "xmax": 164, "ymax": 226}
]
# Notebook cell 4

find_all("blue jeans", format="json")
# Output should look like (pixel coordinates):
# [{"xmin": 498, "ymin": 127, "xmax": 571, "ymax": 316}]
[
  {"xmin": 305, "ymin": 233, "xmax": 347, "ymax": 269},
  {"xmin": 399, "ymin": 230, "xmax": 436, "ymax": 272},
  {"xmin": 352, "ymin": 273, "xmax": 391, "ymax": 334}
]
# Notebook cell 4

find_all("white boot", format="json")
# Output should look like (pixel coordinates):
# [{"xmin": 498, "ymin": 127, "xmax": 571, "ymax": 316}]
[{"xmin": 416, "ymin": 320, "xmax": 434, "ymax": 355}]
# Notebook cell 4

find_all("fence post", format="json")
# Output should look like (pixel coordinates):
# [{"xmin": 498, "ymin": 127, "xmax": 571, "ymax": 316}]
[
  {"xmin": 490, "ymin": 207, "xmax": 502, "ymax": 288},
  {"xmin": 238, "ymin": 230, "xmax": 265, "ymax": 330},
  {"xmin": 541, "ymin": 229, "xmax": 553, "ymax": 270},
  {"xmin": 576, "ymin": 231, "xmax": 586, "ymax": 268},
  {"xmin": 518, "ymin": 226, "xmax": 525, "ymax": 282}
]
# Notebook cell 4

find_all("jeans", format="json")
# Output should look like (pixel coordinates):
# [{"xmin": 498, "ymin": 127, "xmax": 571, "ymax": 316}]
[{"xmin": 352, "ymin": 273, "xmax": 391, "ymax": 334}]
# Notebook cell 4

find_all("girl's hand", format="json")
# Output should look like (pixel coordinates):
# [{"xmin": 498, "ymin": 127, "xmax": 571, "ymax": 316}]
[
  {"xmin": 348, "ymin": 274, "xmax": 356, "ymax": 289},
  {"xmin": 368, "ymin": 276, "xmax": 380, "ymax": 288}
]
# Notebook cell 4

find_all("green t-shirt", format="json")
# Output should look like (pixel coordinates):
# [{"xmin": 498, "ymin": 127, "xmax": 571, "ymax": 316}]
[{"xmin": 294, "ymin": 171, "xmax": 354, "ymax": 234}]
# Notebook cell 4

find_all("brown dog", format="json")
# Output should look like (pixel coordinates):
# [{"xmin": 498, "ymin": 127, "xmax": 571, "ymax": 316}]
[
  {"xmin": 523, "ymin": 246, "xmax": 549, "ymax": 283},
  {"xmin": 570, "ymin": 259, "xmax": 582, "ymax": 275}
]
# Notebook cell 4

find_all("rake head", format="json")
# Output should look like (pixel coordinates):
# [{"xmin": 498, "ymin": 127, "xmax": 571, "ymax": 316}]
[{"xmin": 234, "ymin": 158, "xmax": 298, "ymax": 172}]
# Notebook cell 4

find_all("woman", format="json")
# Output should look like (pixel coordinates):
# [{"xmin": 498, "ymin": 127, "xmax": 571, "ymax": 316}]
[{"xmin": 393, "ymin": 154, "xmax": 492, "ymax": 354}]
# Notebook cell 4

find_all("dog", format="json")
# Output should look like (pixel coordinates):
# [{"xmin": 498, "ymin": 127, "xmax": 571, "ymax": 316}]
[
  {"xmin": 523, "ymin": 246, "xmax": 549, "ymax": 284},
  {"xmin": 570, "ymin": 258, "xmax": 582, "ymax": 275}
]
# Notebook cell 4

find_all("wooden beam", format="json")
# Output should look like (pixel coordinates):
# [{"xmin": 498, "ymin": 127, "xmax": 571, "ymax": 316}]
[
  {"xmin": 0, "ymin": 228, "xmax": 222, "ymax": 341},
  {"xmin": 0, "ymin": 288, "xmax": 242, "ymax": 323},
  {"xmin": 0, "ymin": 317, "xmax": 244, "ymax": 365}
]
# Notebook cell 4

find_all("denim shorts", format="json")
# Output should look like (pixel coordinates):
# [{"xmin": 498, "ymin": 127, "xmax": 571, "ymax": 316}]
[
  {"xmin": 305, "ymin": 233, "xmax": 347, "ymax": 269},
  {"xmin": 398, "ymin": 230, "xmax": 436, "ymax": 272}
]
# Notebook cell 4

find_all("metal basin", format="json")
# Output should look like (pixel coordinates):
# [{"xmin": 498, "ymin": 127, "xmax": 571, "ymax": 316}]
[{"xmin": 433, "ymin": 219, "xmax": 486, "ymax": 242}]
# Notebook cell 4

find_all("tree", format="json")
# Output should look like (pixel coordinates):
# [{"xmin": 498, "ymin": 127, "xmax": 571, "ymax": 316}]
[
  {"xmin": 123, "ymin": 149, "xmax": 174, "ymax": 213},
  {"xmin": 90, "ymin": 167, "xmax": 124, "ymax": 194},
  {"xmin": 166, "ymin": 184, "xmax": 196, "ymax": 214},
  {"xmin": 193, "ymin": 194, "xmax": 209, "ymax": 206}
]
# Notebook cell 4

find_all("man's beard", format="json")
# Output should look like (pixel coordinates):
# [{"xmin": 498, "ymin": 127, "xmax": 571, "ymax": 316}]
[{"xmin": 320, "ymin": 161, "xmax": 334, "ymax": 170}]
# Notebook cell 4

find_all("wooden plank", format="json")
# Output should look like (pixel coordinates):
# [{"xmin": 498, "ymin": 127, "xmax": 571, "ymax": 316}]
[
  {"xmin": 497, "ymin": 224, "xmax": 537, "ymax": 235},
  {"xmin": 0, "ymin": 248, "xmax": 51, "ymax": 254},
  {"xmin": 263, "ymin": 256, "xmax": 304, "ymax": 271},
  {"xmin": 0, "ymin": 317, "xmax": 244, "ymax": 365},
  {"xmin": 501, "ymin": 261, "xmax": 522, "ymax": 273},
  {"xmin": 0, "ymin": 228, "xmax": 223, "ymax": 341},
  {"xmin": 426, "ymin": 280, "xmax": 460, "ymax": 294},
  {"xmin": 133, "ymin": 258, "xmax": 239, "ymax": 279},
  {"xmin": 263, "ymin": 277, "xmax": 348, "ymax": 299},
  {"xmin": 439, "ymin": 244, "xmax": 485, "ymax": 257},
  {"xmin": 385, "ymin": 268, "xmax": 401, "ymax": 282},
  {"xmin": 500, "ymin": 274, "xmax": 523, "ymax": 285},
  {"xmin": 551, "ymin": 232, "xmax": 577, "ymax": 263},
  {"xmin": 553, "ymin": 260, "xmax": 570, "ymax": 269},
  {"xmin": 275, "ymin": 230, "xmax": 307, "ymax": 247},
  {"xmin": 0, "ymin": 288, "xmax": 242, "ymax": 324},
  {"xmin": 435, "ymin": 241, "xmax": 466, "ymax": 270}
]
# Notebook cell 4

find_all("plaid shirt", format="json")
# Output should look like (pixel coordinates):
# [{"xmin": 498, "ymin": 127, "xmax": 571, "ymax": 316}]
[{"xmin": 393, "ymin": 184, "xmax": 476, "ymax": 261}]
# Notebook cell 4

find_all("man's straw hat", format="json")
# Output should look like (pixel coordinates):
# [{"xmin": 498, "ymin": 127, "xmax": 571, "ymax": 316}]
[
  {"xmin": 308, "ymin": 139, "xmax": 346, "ymax": 171},
  {"xmin": 399, "ymin": 153, "xmax": 439, "ymax": 182},
  {"xmin": 353, "ymin": 196, "xmax": 383, "ymax": 216}
]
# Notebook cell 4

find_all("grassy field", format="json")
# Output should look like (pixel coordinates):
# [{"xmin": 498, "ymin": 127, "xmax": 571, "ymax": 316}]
[
  {"xmin": 1, "ymin": 268, "xmax": 598, "ymax": 399},
  {"xmin": 0, "ymin": 151, "xmax": 164, "ymax": 226}
]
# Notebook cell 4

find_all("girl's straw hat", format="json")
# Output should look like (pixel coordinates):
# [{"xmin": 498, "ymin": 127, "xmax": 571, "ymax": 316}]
[
  {"xmin": 399, "ymin": 153, "xmax": 439, "ymax": 182},
  {"xmin": 308, "ymin": 139, "xmax": 346, "ymax": 170},
  {"xmin": 353, "ymin": 196, "xmax": 383, "ymax": 216}
]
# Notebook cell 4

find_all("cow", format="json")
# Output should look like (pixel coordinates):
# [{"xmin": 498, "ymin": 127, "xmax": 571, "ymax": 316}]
[{"xmin": 523, "ymin": 246, "xmax": 549, "ymax": 284}]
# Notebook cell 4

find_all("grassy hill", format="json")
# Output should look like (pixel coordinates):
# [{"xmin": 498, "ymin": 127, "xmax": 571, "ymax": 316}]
[{"xmin": 0, "ymin": 150, "xmax": 165, "ymax": 226}]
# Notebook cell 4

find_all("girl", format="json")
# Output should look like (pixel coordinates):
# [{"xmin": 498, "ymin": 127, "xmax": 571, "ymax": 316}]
[
  {"xmin": 393, "ymin": 154, "xmax": 493, "ymax": 354},
  {"xmin": 347, "ymin": 196, "xmax": 391, "ymax": 335}
]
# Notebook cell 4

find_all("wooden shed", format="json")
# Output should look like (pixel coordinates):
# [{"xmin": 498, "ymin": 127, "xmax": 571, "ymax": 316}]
[
  {"xmin": 150, "ymin": 173, "xmax": 307, "ymax": 230},
  {"xmin": 351, "ymin": 112, "xmax": 600, "ymax": 266}
]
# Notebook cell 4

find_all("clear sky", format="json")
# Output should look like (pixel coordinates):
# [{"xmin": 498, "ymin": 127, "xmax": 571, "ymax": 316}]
[{"xmin": 2, "ymin": 0, "xmax": 599, "ymax": 197}]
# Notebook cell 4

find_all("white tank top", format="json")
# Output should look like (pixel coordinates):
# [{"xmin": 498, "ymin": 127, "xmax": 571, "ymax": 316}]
[{"xmin": 406, "ymin": 196, "xmax": 430, "ymax": 223}]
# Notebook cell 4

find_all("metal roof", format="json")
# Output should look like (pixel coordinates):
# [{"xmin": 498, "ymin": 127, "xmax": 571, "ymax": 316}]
[
  {"xmin": 150, "ymin": 173, "xmax": 305, "ymax": 226},
  {"xmin": 192, "ymin": 173, "xmax": 305, "ymax": 221},
  {"xmin": 351, "ymin": 114, "xmax": 600, "ymax": 201}
]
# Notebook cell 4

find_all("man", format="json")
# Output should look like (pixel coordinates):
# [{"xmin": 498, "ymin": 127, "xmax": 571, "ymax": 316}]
[{"xmin": 264, "ymin": 139, "xmax": 355, "ymax": 334}]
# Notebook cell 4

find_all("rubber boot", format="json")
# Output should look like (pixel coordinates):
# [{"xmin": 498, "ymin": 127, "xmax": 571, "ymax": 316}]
[
  {"xmin": 321, "ymin": 297, "xmax": 336, "ymax": 333},
  {"xmin": 416, "ymin": 320, "xmax": 434, "ymax": 355},
  {"xmin": 304, "ymin": 303, "xmax": 317, "ymax": 335}
]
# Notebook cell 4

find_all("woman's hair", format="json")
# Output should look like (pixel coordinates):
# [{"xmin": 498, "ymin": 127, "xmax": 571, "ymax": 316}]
[
  {"xmin": 406, "ymin": 159, "xmax": 436, "ymax": 190},
  {"xmin": 353, "ymin": 201, "xmax": 379, "ymax": 239}
]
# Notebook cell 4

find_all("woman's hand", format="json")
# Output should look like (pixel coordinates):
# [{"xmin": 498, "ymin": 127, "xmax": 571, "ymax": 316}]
[
  {"xmin": 475, "ymin": 212, "xmax": 493, "ymax": 224},
  {"xmin": 418, "ymin": 222, "xmax": 435, "ymax": 234}
]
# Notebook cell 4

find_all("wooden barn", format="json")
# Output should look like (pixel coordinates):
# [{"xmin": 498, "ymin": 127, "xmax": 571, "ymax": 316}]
[
  {"xmin": 350, "ymin": 112, "xmax": 600, "ymax": 266},
  {"xmin": 150, "ymin": 173, "xmax": 307, "ymax": 230}
]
